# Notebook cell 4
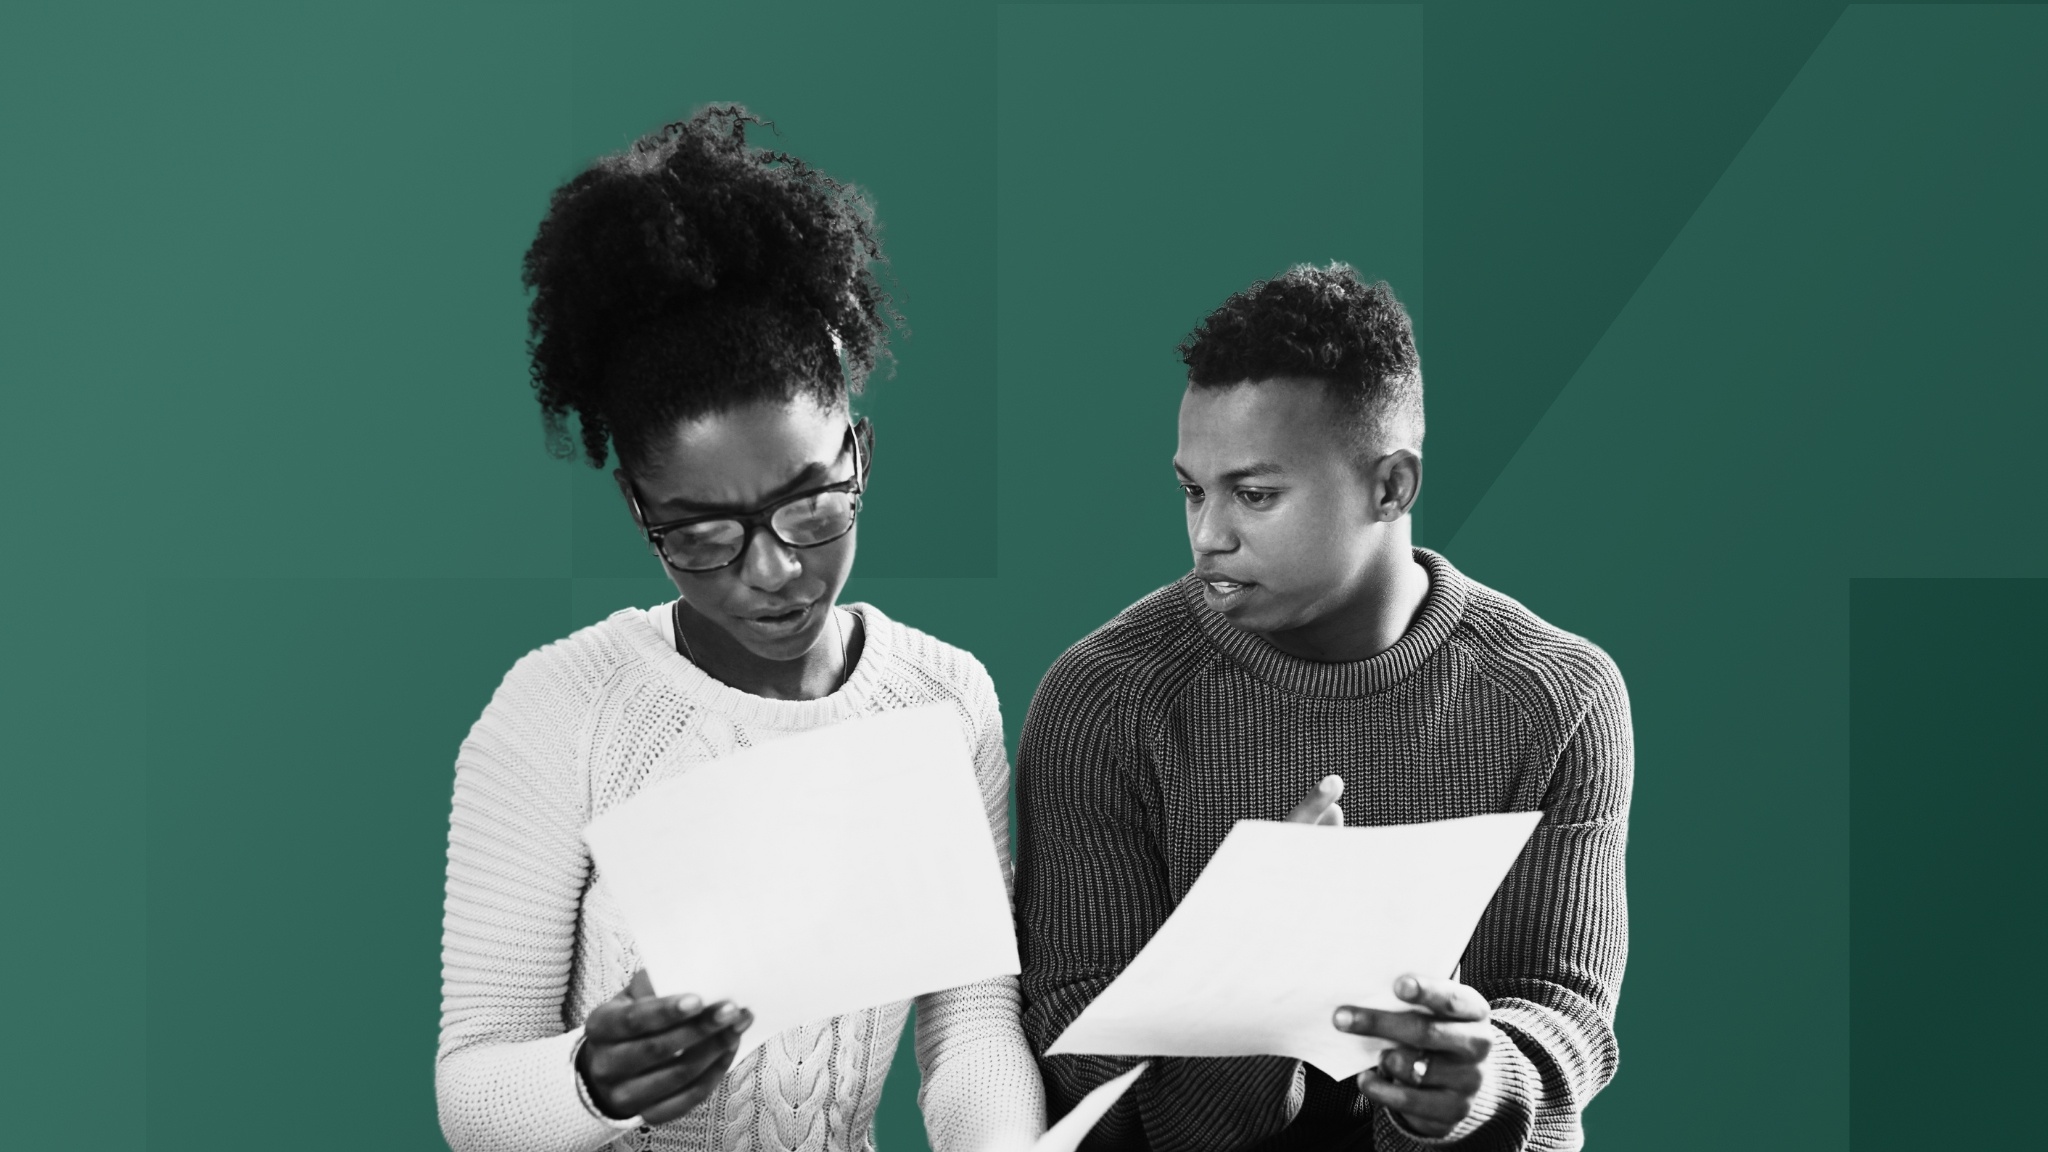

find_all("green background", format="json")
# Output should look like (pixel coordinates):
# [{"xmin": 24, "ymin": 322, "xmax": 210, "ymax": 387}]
[{"xmin": 4, "ymin": 3, "xmax": 2042, "ymax": 1149}]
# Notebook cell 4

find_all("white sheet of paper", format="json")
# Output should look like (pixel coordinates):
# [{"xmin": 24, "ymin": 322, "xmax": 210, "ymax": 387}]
[
  {"xmin": 1045, "ymin": 811, "xmax": 1542, "ymax": 1080},
  {"xmin": 582, "ymin": 702, "xmax": 1019, "ymax": 1056},
  {"xmin": 1001, "ymin": 1062, "xmax": 1146, "ymax": 1152}
]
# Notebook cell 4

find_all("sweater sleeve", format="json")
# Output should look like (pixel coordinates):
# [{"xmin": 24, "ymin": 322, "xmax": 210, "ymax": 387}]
[
  {"xmin": 1375, "ymin": 650, "xmax": 1634, "ymax": 1152},
  {"xmin": 1017, "ymin": 647, "xmax": 1306, "ymax": 1152},
  {"xmin": 436, "ymin": 651, "xmax": 641, "ymax": 1152},
  {"xmin": 915, "ymin": 658, "xmax": 1050, "ymax": 1152}
]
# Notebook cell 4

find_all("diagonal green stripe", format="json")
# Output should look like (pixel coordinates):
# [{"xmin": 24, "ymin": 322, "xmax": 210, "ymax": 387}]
[{"xmin": 1423, "ymin": 0, "xmax": 1846, "ymax": 548}]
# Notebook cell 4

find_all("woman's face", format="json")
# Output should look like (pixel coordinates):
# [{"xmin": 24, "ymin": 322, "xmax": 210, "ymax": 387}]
[{"xmin": 618, "ymin": 397, "xmax": 860, "ymax": 664}]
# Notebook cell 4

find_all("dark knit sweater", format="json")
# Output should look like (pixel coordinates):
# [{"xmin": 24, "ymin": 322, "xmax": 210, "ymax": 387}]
[{"xmin": 1015, "ymin": 548, "xmax": 1632, "ymax": 1152}]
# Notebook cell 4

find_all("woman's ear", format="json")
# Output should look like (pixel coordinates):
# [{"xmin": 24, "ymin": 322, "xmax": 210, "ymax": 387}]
[
  {"xmin": 855, "ymin": 418, "xmax": 876, "ymax": 485},
  {"xmin": 614, "ymin": 468, "xmax": 646, "ymax": 530}
]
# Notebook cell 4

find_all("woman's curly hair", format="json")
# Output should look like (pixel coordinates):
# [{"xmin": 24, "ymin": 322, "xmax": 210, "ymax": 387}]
[
  {"xmin": 522, "ymin": 105, "xmax": 898, "ymax": 469},
  {"xmin": 1177, "ymin": 263, "xmax": 1424, "ymax": 451}
]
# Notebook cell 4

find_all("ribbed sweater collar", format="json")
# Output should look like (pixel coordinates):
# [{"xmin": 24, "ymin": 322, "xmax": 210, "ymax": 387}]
[
  {"xmin": 1178, "ymin": 547, "xmax": 1469, "ymax": 699},
  {"xmin": 612, "ymin": 601, "xmax": 895, "ymax": 731}
]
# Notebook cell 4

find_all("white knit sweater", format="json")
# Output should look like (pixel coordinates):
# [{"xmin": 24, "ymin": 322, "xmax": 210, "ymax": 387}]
[{"xmin": 437, "ymin": 601, "xmax": 1047, "ymax": 1152}]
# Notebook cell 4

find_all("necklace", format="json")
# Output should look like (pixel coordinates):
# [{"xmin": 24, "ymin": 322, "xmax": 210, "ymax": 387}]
[{"xmin": 672, "ymin": 600, "xmax": 854, "ymax": 693}]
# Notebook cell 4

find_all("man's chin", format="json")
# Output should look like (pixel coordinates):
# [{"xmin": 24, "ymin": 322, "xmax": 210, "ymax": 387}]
[
  {"xmin": 1204, "ymin": 584, "xmax": 1279, "ymax": 628},
  {"xmin": 1208, "ymin": 589, "xmax": 1324, "ymax": 640}
]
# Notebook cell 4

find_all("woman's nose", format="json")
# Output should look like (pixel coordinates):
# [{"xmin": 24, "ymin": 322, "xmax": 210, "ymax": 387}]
[{"xmin": 739, "ymin": 525, "xmax": 803, "ymax": 590}]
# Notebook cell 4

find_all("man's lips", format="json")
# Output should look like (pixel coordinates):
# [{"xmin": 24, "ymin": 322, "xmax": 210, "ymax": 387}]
[{"xmin": 1198, "ymin": 574, "xmax": 1255, "ymax": 595}]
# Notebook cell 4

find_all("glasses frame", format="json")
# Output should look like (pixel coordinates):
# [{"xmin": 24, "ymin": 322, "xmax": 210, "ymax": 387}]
[{"xmin": 625, "ymin": 418, "xmax": 872, "ymax": 573}]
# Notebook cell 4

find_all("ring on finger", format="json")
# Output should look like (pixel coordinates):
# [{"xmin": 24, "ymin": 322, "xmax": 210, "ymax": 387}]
[{"xmin": 1409, "ymin": 1055, "xmax": 1430, "ymax": 1085}]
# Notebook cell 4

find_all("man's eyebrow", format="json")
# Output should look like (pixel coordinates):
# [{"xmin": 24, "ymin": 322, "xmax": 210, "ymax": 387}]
[
  {"xmin": 1220, "ymin": 461, "xmax": 1288, "ymax": 483},
  {"xmin": 650, "ymin": 460, "xmax": 837, "ymax": 516},
  {"xmin": 1176, "ymin": 460, "xmax": 1289, "ymax": 484}
]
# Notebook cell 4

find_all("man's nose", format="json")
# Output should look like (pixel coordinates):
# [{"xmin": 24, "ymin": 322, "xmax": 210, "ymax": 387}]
[{"xmin": 1188, "ymin": 502, "xmax": 1236, "ymax": 554}]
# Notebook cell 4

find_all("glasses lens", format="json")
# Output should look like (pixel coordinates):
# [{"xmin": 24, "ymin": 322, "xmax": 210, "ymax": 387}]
[
  {"xmin": 770, "ymin": 491, "xmax": 859, "ymax": 546},
  {"xmin": 659, "ymin": 519, "xmax": 748, "ymax": 571}
]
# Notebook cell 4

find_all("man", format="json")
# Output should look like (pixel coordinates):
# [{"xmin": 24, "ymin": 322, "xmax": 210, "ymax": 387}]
[{"xmin": 1016, "ymin": 264, "xmax": 1631, "ymax": 1151}]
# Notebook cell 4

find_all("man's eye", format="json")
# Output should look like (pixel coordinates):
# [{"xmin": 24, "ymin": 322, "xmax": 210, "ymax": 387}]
[
  {"xmin": 1180, "ymin": 484, "xmax": 1204, "ymax": 503},
  {"xmin": 1237, "ymin": 489, "xmax": 1278, "ymax": 508}
]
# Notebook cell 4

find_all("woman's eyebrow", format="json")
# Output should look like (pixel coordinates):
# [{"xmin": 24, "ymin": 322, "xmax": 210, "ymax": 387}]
[{"xmin": 652, "ymin": 459, "xmax": 838, "ymax": 515}]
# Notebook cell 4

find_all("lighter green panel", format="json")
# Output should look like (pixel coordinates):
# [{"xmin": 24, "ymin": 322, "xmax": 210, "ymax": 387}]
[
  {"xmin": 132, "ymin": 3, "xmax": 580, "ymax": 580},
  {"xmin": 1448, "ymin": 7, "xmax": 2048, "ymax": 1149},
  {"xmin": 568, "ymin": 1, "xmax": 1000, "ymax": 580},
  {"xmin": 0, "ymin": 576, "xmax": 149, "ymax": 1148}
]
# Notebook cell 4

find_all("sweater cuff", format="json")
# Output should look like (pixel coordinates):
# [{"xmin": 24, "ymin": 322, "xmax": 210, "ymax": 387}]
[
  {"xmin": 1375, "ymin": 1025, "xmax": 1537, "ymax": 1152},
  {"xmin": 567, "ymin": 1027, "xmax": 651, "ymax": 1137},
  {"xmin": 438, "ymin": 1026, "xmax": 647, "ymax": 1152},
  {"xmin": 916, "ymin": 978, "xmax": 1047, "ymax": 1152}
]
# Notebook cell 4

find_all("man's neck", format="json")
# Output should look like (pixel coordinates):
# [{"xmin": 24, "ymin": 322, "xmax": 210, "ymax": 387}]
[{"xmin": 1260, "ymin": 546, "xmax": 1432, "ymax": 664}]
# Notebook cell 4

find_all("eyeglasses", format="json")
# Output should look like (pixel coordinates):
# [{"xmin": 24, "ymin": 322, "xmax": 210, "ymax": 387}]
[{"xmin": 625, "ymin": 418, "xmax": 871, "ymax": 573}]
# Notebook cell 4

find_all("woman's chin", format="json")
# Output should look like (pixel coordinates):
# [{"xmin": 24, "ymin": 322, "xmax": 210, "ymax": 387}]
[{"xmin": 725, "ymin": 604, "xmax": 834, "ymax": 661}]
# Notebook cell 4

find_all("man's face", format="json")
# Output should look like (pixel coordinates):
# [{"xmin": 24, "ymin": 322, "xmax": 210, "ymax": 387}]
[{"xmin": 1174, "ymin": 377, "xmax": 1387, "ymax": 634}]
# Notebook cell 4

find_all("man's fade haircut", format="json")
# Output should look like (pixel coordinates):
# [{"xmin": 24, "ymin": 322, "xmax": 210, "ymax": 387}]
[
  {"xmin": 522, "ymin": 104, "xmax": 899, "ymax": 471},
  {"xmin": 1177, "ymin": 262, "xmax": 1424, "ymax": 455}
]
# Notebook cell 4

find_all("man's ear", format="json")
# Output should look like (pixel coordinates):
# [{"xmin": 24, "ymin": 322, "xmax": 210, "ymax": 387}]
[{"xmin": 1373, "ymin": 448, "xmax": 1423, "ymax": 521}]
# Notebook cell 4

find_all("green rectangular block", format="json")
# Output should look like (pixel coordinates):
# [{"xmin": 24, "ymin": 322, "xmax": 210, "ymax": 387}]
[{"xmin": 1851, "ymin": 579, "xmax": 2047, "ymax": 1151}]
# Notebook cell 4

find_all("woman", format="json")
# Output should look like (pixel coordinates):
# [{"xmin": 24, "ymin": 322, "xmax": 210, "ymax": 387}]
[{"xmin": 435, "ymin": 106, "xmax": 1045, "ymax": 1152}]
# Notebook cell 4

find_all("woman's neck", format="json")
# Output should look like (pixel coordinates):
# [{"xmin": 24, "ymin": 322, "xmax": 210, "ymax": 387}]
[{"xmin": 676, "ymin": 603, "xmax": 861, "ymax": 700}]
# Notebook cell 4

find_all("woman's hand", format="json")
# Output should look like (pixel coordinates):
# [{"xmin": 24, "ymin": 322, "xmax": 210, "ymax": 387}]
[
  {"xmin": 577, "ymin": 969, "xmax": 753, "ymax": 1124},
  {"xmin": 1335, "ymin": 975, "xmax": 1496, "ymax": 1138}
]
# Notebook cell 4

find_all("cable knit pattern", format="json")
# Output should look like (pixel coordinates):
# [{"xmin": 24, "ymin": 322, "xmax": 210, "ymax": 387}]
[
  {"xmin": 1016, "ymin": 549, "xmax": 1631, "ymax": 1152},
  {"xmin": 438, "ymin": 602, "xmax": 1046, "ymax": 1152}
]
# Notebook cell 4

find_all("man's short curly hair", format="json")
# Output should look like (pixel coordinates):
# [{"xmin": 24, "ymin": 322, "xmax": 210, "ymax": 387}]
[
  {"xmin": 1177, "ymin": 263, "xmax": 1423, "ymax": 453},
  {"xmin": 522, "ymin": 104, "xmax": 898, "ymax": 470}
]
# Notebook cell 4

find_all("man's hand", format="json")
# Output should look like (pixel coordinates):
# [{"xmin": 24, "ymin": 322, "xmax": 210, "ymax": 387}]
[
  {"xmin": 577, "ymin": 969, "xmax": 752, "ymax": 1125},
  {"xmin": 1287, "ymin": 774, "xmax": 1345, "ymax": 826},
  {"xmin": 1334, "ymin": 975, "xmax": 1496, "ymax": 1138}
]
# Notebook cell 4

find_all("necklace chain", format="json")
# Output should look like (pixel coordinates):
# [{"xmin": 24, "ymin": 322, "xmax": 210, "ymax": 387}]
[{"xmin": 672, "ymin": 600, "xmax": 853, "ymax": 693}]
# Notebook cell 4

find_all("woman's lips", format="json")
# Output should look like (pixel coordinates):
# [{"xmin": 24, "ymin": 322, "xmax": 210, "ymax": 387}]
[{"xmin": 740, "ymin": 602, "xmax": 816, "ymax": 635}]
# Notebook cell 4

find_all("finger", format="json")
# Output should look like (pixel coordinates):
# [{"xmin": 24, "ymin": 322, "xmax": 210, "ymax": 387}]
[
  {"xmin": 614, "ymin": 1022, "xmax": 748, "ymax": 1121},
  {"xmin": 589, "ymin": 990, "xmax": 711, "ymax": 1043},
  {"xmin": 1317, "ymin": 801, "xmax": 1344, "ymax": 827},
  {"xmin": 1393, "ymin": 974, "xmax": 1490, "ymax": 1022},
  {"xmin": 639, "ymin": 1046, "xmax": 742, "ymax": 1126},
  {"xmin": 584, "ymin": 980, "xmax": 672, "ymax": 1042},
  {"xmin": 1286, "ymin": 775, "xmax": 1345, "ymax": 824},
  {"xmin": 587, "ymin": 1002, "xmax": 749, "ymax": 1081},
  {"xmin": 1356, "ymin": 1071, "xmax": 1470, "ymax": 1132},
  {"xmin": 1378, "ymin": 1046, "xmax": 1482, "ymax": 1094},
  {"xmin": 1331, "ymin": 1007, "xmax": 1493, "ymax": 1061},
  {"xmin": 628, "ymin": 969, "xmax": 656, "ymax": 999},
  {"xmin": 617, "ymin": 993, "xmax": 718, "ymax": 1037}
]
